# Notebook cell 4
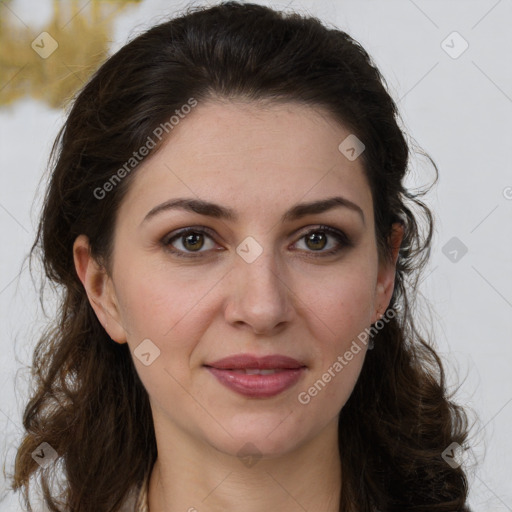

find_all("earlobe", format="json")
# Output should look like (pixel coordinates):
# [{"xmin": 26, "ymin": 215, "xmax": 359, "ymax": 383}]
[{"xmin": 72, "ymin": 234, "xmax": 127, "ymax": 344}]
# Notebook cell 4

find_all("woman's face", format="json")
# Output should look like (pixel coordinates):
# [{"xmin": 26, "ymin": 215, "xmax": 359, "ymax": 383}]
[{"xmin": 76, "ymin": 100, "xmax": 398, "ymax": 460}]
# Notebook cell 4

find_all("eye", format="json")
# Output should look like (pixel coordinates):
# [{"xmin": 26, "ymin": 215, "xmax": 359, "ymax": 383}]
[
  {"xmin": 292, "ymin": 225, "xmax": 352, "ymax": 256},
  {"xmin": 161, "ymin": 227, "xmax": 220, "ymax": 258}
]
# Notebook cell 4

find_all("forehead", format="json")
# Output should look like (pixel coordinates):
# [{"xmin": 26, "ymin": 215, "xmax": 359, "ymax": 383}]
[{"xmin": 118, "ymin": 100, "xmax": 373, "ymax": 225}]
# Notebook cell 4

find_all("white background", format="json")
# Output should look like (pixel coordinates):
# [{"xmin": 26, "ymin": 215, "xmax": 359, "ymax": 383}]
[{"xmin": 1, "ymin": 0, "xmax": 511, "ymax": 510}]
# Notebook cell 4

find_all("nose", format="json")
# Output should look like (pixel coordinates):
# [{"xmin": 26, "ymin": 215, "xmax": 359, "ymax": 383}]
[{"xmin": 223, "ymin": 244, "xmax": 294, "ymax": 335}]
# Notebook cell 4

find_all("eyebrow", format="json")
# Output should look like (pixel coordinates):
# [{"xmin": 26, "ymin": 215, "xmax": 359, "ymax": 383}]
[{"xmin": 141, "ymin": 196, "xmax": 365, "ymax": 226}]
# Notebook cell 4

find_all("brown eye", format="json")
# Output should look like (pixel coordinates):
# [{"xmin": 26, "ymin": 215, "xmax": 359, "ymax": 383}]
[
  {"xmin": 182, "ymin": 232, "xmax": 205, "ymax": 251},
  {"xmin": 162, "ymin": 227, "xmax": 218, "ymax": 258},
  {"xmin": 293, "ymin": 226, "xmax": 352, "ymax": 257},
  {"xmin": 305, "ymin": 232, "xmax": 328, "ymax": 251}
]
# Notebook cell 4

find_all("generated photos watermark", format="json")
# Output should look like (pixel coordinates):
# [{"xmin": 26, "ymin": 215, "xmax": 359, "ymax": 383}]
[
  {"xmin": 297, "ymin": 307, "xmax": 397, "ymax": 405},
  {"xmin": 93, "ymin": 98, "xmax": 198, "ymax": 200}
]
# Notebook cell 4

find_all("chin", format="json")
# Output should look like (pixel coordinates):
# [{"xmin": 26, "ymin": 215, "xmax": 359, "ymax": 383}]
[{"xmin": 205, "ymin": 414, "xmax": 313, "ymax": 459}]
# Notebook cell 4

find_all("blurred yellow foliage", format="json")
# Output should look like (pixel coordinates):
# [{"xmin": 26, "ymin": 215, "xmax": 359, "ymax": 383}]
[{"xmin": 0, "ymin": 0, "xmax": 142, "ymax": 109}]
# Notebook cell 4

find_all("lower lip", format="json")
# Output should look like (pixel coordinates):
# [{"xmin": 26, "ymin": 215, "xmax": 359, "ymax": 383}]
[{"xmin": 205, "ymin": 367, "xmax": 305, "ymax": 398}]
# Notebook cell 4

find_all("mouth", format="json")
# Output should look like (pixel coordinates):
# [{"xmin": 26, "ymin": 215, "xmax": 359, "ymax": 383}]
[
  {"xmin": 213, "ymin": 368, "xmax": 286, "ymax": 375},
  {"xmin": 203, "ymin": 354, "xmax": 307, "ymax": 398},
  {"xmin": 204, "ymin": 353, "xmax": 306, "ymax": 370}
]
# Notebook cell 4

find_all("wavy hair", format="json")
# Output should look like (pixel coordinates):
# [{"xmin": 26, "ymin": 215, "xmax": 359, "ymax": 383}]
[{"xmin": 9, "ymin": 2, "xmax": 472, "ymax": 511}]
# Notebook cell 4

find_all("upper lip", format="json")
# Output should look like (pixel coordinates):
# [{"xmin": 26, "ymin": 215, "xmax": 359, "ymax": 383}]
[{"xmin": 205, "ymin": 354, "xmax": 306, "ymax": 370}]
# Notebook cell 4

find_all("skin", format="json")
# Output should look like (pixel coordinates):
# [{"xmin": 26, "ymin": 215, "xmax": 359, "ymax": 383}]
[{"xmin": 74, "ymin": 99, "xmax": 402, "ymax": 512}]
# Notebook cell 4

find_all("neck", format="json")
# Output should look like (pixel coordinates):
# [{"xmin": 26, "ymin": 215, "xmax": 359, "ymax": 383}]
[{"xmin": 147, "ymin": 418, "xmax": 342, "ymax": 512}]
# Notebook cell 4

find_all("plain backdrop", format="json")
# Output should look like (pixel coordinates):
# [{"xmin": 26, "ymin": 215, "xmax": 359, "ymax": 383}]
[{"xmin": 1, "ymin": 0, "xmax": 511, "ymax": 510}]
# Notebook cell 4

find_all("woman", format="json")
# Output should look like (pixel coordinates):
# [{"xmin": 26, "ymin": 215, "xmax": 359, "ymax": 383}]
[{"xmin": 10, "ymin": 2, "xmax": 472, "ymax": 511}]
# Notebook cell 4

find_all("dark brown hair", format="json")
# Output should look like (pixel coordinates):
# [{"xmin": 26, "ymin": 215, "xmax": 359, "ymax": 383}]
[{"xmin": 8, "ymin": 2, "xmax": 472, "ymax": 511}]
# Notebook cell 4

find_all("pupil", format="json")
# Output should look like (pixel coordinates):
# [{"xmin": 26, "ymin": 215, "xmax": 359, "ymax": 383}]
[{"xmin": 306, "ymin": 232, "xmax": 326, "ymax": 250}]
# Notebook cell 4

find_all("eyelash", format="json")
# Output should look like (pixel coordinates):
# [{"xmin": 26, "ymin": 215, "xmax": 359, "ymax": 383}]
[{"xmin": 161, "ymin": 225, "xmax": 353, "ymax": 259}]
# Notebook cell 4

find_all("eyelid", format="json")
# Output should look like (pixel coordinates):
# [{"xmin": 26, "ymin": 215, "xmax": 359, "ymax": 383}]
[
  {"xmin": 164, "ymin": 225, "xmax": 218, "ymax": 241},
  {"xmin": 293, "ymin": 224, "xmax": 351, "ymax": 242}
]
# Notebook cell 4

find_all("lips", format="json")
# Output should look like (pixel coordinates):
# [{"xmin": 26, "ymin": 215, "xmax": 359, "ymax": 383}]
[
  {"xmin": 205, "ymin": 354, "xmax": 305, "ymax": 370},
  {"xmin": 204, "ymin": 354, "xmax": 306, "ymax": 398}
]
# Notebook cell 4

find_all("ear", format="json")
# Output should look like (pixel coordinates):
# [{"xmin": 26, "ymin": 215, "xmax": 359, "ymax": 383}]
[
  {"xmin": 73, "ymin": 234, "xmax": 128, "ymax": 344},
  {"xmin": 372, "ymin": 222, "xmax": 404, "ymax": 324}
]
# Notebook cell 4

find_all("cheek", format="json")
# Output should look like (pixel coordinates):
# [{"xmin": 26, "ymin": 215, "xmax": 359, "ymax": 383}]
[
  {"xmin": 298, "ymin": 258, "xmax": 377, "ymax": 343},
  {"xmin": 115, "ymin": 263, "xmax": 227, "ymax": 401},
  {"xmin": 115, "ymin": 269, "xmax": 217, "ymax": 405},
  {"xmin": 309, "ymin": 284, "xmax": 372, "ymax": 370},
  {"xmin": 293, "ymin": 258, "xmax": 376, "ymax": 412},
  {"xmin": 296, "ymin": 285, "xmax": 371, "ymax": 421},
  {"xmin": 316, "ymin": 279, "xmax": 374, "ymax": 329},
  {"xmin": 115, "ymin": 258, "xmax": 218, "ymax": 341}
]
